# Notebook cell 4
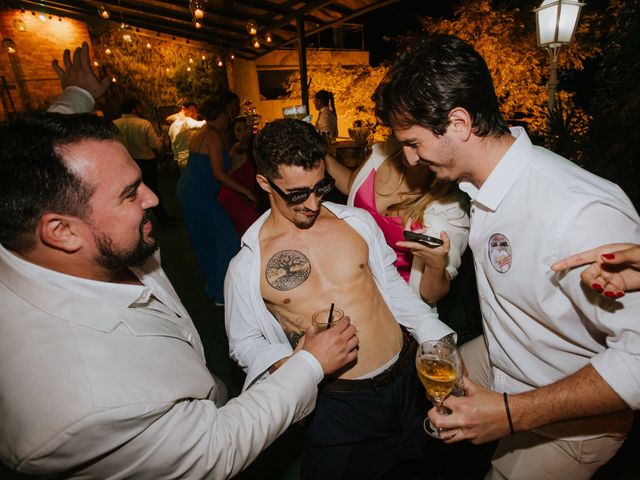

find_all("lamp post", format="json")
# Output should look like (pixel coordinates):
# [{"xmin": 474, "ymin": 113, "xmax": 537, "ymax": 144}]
[{"xmin": 535, "ymin": 0, "xmax": 584, "ymax": 113}]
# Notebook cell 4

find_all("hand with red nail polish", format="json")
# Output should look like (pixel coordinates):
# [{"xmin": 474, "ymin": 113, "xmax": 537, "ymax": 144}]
[{"xmin": 551, "ymin": 243, "xmax": 640, "ymax": 297}]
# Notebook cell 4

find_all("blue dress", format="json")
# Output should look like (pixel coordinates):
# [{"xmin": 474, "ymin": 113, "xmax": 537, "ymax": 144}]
[{"xmin": 177, "ymin": 150, "xmax": 240, "ymax": 304}]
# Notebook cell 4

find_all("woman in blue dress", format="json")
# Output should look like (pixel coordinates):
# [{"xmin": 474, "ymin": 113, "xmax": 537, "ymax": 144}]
[{"xmin": 177, "ymin": 98, "xmax": 257, "ymax": 305}]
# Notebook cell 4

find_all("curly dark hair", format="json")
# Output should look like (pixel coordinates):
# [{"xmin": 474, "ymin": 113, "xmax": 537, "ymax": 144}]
[
  {"xmin": 374, "ymin": 34, "xmax": 510, "ymax": 138},
  {"xmin": 253, "ymin": 119, "xmax": 327, "ymax": 179},
  {"xmin": 0, "ymin": 112, "xmax": 118, "ymax": 251}
]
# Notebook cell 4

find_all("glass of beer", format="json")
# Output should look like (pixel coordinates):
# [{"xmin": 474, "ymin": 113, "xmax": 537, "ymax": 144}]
[{"xmin": 415, "ymin": 340, "xmax": 462, "ymax": 437}]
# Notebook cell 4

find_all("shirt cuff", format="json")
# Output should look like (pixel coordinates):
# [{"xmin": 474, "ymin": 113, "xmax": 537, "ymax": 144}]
[
  {"xmin": 47, "ymin": 86, "xmax": 95, "ymax": 114},
  {"xmin": 295, "ymin": 350, "xmax": 324, "ymax": 384}
]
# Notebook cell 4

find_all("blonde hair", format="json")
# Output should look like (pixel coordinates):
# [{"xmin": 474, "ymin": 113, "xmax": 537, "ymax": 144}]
[{"xmin": 379, "ymin": 149, "xmax": 459, "ymax": 226}]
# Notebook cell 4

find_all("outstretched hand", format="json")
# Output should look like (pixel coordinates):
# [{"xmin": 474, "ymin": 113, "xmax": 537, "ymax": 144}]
[
  {"xmin": 551, "ymin": 243, "xmax": 640, "ymax": 297},
  {"xmin": 52, "ymin": 42, "xmax": 111, "ymax": 100}
]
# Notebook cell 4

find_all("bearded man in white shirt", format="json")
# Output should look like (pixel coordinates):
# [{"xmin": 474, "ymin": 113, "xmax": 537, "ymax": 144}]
[
  {"xmin": 374, "ymin": 34, "xmax": 640, "ymax": 479},
  {"xmin": 0, "ymin": 43, "xmax": 359, "ymax": 479}
]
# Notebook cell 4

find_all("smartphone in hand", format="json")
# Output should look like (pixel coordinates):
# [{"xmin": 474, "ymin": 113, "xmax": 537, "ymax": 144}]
[{"xmin": 403, "ymin": 230, "xmax": 444, "ymax": 246}]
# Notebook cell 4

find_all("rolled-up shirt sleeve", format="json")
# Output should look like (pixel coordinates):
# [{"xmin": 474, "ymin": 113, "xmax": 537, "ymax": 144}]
[{"xmin": 554, "ymin": 201, "xmax": 640, "ymax": 409}]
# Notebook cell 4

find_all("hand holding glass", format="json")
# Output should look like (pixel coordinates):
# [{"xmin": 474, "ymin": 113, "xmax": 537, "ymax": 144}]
[{"xmin": 415, "ymin": 340, "xmax": 462, "ymax": 437}]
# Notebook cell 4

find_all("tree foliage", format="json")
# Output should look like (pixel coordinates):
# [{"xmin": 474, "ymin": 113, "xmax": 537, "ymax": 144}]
[
  {"xmin": 284, "ymin": 63, "xmax": 391, "ymax": 141},
  {"xmin": 87, "ymin": 24, "xmax": 226, "ymax": 124}
]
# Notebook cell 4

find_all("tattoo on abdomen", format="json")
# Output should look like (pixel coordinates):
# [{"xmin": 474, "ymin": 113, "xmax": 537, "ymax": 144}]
[
  {"xmin": 286, "ymin": 329, "xmax": 305, "ymax": 348},
  {"xmin": 266, "ymin": 250, "xmax": 311, "ymax": 291}
]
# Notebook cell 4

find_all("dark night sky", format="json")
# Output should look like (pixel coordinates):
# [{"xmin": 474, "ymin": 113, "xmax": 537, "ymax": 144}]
[{"xmin": 351, "ymin": 0, "xmax": 455, "ymax": 66}]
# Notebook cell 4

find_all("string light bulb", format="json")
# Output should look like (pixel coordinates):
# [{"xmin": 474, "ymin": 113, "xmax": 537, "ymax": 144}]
[
  {"xmin": 97, "ymin": 4, "xmax": 110, "ymax": 19},
  {"xmin": 2, "ymin": 38, "xmax": 17, "ymax": 54},
  {"xmin": 252, "ymin": 37, "xmax": 261, "ymax": 49},
  {"xmin": 146, "ymin": 42, "xmax": 152, "ymax": 49},
  {"xmin": 189, "ymin": 1, "xmax": 205, "ymax": 19},
  {"xmin": 193, "ymin": 18, "xmax": 202, "ymax": 29},
  {"xmin": 38, "ymin": 13, "xmax": 46, "ymax": 22},
  {"xmin": 265, "ymin": 32, "xmax": 272, "ymax": 44},
  {"xmin": 105, "ymin": 47, "xmax": 112, "ymax": 55},
  {"xmin": 246, "ymin": 19, "xmax": 258, "ymax": 35},
  {"xmin": 93, "ymin": 60, "xmax": 99, "ymax": 66},
  {"xmin": 216, "ymin": 57, "xmax": 223, "ymax": 67}
]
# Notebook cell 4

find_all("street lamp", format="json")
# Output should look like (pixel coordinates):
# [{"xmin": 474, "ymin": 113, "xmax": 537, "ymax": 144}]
[{"xmin": 535, "ymin": 0, "xmax": 584, "ymax": 112}]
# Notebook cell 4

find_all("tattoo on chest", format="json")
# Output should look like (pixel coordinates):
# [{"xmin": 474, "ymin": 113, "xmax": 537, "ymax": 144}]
[{"xmin": 265, "ymin": 250, "xmax": 311, "ymax": 291}]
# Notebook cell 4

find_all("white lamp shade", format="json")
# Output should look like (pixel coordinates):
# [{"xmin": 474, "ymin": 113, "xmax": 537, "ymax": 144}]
[{"xmin": 536, "ymin": 0, "xmax": 584, "ymax": 48}]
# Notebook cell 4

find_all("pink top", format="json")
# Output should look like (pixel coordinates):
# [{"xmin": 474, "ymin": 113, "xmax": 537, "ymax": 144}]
[{"xmin": 353, "ymin": 170, "xmax": 418, "ymax": 282}]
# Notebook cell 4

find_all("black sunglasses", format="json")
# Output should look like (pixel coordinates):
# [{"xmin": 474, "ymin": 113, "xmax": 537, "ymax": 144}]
[{"xmin": 267, "ymin": 175, "xmax": 335, "ymax": 205}]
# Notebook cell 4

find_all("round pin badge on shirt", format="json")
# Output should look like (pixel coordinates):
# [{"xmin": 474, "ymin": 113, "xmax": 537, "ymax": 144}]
[{"xmin": 488, "ymin": 233, "xmax": 512, "ymax": 273}]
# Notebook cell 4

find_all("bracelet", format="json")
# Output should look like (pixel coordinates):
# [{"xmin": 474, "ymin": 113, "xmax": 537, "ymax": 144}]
[{"xmin": 503, "ymin": 392, "xmax": 515, "ymax": 435}]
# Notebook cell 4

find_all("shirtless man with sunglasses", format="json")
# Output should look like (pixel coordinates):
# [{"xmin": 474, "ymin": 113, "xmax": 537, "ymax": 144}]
[{"xmin": 224, "ymin": 119, "xmax": 454, "ymax": 480}]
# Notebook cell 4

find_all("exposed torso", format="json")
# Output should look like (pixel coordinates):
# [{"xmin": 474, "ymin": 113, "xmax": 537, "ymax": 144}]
[{"xmin": 259, "ymin": 207, "xmax": 402, "ymax": 378}]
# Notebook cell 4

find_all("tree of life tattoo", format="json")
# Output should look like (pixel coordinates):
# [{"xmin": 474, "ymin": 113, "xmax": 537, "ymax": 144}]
[{"xmin": 265, "ymin": 250, "xmax": 311, "ymax": 291}]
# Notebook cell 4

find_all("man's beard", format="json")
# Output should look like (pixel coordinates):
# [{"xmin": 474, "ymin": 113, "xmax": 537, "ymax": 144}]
[
  {"xmin": 94, "ymin": 211, "xmax": 159, "ymax": 271},
  {"xmin": 293, "ymin": 206, "xmax": 319, "ymax": 229}
]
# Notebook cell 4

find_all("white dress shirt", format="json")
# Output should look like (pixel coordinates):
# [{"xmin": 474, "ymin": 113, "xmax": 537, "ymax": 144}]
[
  {"xmin": 224, "ymin": 202, "xmax": 454, "ymax": 390},
  {"xmin": 459, "ymin": 127, "xmax": 640, "ymax": 440}
]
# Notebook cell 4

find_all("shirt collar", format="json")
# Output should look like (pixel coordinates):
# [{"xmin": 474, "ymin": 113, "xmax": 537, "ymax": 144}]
[
  {"xmin": 240, "ymin": 202, "xmax": 356, "ymax": 252},
  {"xmin": 459, "ymin": 127, "xmax": 532, "ymax": 212},
  {"xmin": 2, "ymin": 244, "xmax": 156, "ymax": 308}
]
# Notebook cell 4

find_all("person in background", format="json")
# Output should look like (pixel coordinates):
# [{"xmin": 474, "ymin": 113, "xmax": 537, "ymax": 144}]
[
  {"xmin": 225, "ymin": 118, "xmax": 455, "ymax": 480},
  {"xmin": 314, "ymin": 89, "xmax": 338, "ymax": 141},
  {"xmin": 220, "ymin": 90, "xmax": 242, "ymax": 147},
  {"xmin": 168, "ymin": 97, "xmax": 205, "ymax": 170},
  {"xmin": 218, "ymin": 116, "xmax": 264, "ymax": 235},
  {"xmin": 374, "ymin": 33, "xmax": 640, "ymax": 479},
  {"xmin": 325, "ymin": 135, "xmax": 469, "ymax": 308},
  {"xmin": 552, "ymin": 242, "xmax": 640, "ymax": 297},
  {"xmin": 177, "ymin": 99, "xmax": 256, "ymax": 306},
  {"xmin": 0, "ymin": 42, "xmax": 359, "ymax": 479},
  {"xmin": 114, "ymin": 97, "xmax": 172, "ymax": 223}
]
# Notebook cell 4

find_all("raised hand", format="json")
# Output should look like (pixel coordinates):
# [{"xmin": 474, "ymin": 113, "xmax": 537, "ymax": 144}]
[
  {"xmin": 551, "ymin": 243, "xmax": 640, "ymax": 298},
  {"xmin": 51, "ymin": 42, "xmax": 111, "ymax": 100}
]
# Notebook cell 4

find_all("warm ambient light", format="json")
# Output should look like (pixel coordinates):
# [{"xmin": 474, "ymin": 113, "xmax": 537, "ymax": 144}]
[
  {"xmin": 193, "ymin": 18, "xmax": 202, "ymax": 29},
  {"xmin": 105, "ymin": 48, "xmax": 112, "ymax": 55},
  {"xmin": 252, "ymin": 37, "xmax": 260, "ymax": 48},
  {"xmin": 146, "ymin": 42, "xmax": 152, "ymax": 49},
  {"xmin": 265, "ymin": 32, "xmax": 272, "ymax": 44},
  {"xmin": 216, "ymin": 58, "xmax": 223, "ymax": 67}
]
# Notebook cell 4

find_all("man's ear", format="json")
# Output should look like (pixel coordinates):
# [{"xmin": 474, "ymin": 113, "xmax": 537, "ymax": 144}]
[
  {"xmin": 255, "ymin": 174, "xmax": 272, "ymax": 194},
  {"xmin": 37, "ymin": 213, "xmax": 83, "ymax": 253},
  {"xmin": 448, "ymin": 107, "xmax": 473, "ymax": 141}
]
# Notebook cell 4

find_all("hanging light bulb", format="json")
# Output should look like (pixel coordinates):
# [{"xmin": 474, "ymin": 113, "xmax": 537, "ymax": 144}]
[
  {"xmin": 187, "ymin": 66, "xmax": 192, "ymax": 72},
  {"xmin": 265, "ymin": 32, "xmax": 272, "ymax": 44},
  {"xmin": 201, "ymin": 54, "xmax": 206, "ymax": 60},
  {"xmin": 230, "ymin": 53, "xmax": 235, "ymax": 60},
  {"xmin": 122, "ymin": 34, "xmax": 132, "ymax": 43},
  {"xmin": 246, "ymin": 19, "xmax": 258, "ymax": 35},
  {"xmin": 146, "ymin": 42, "xmax": 152, "ymax": 49},
  {"xmin": 189, "ymin": 57, "xmax": 194, "ymax": 63},
  {"xmin": 93, "ymin": 60, "xmax": 99, "ymax": 66},
  {"xmin": 252, "ymin": 37, "xmax": 261, "ymax": 49},
  {"xmin": 38, "ymin": 13, "xmax": 47, "ymax": 22},
  {"xmin": 105, "ymin": 47, "xmax": 112, "ymax": 55},
  {"xmin": 111, "ymin": 76, "xmax": 117, "ymax": 83},
  {"xmin": 97, "ymin": 4, "xmax": 110, "ymax": 19},
  {"xmin": 2, "ymin": 38, "xmax": 17, "ymax": 54},
  {"xmin": 13, "ymin": 19, "xmax": 27, "ymax": 32},
  {"xmin": 193, "ymin": 18, "xmax": 202, "ymax": 29},
  {"xmin": 190, "ymin": 0, "xmax": 205, "ymax": 19},
  {"xmin": 216, "ymin": 57, "xmax": 223, "ymax": 67}
]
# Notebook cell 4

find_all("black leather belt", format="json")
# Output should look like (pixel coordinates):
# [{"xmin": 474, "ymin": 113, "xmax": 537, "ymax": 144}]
[{"xmin": 320, "ymin": 334, "xmax": 416, "ymax": 393}]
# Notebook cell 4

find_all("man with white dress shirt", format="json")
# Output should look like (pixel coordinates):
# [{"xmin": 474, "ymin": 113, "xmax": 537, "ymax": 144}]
[
  {"xmin": 374, "ymin": 34, "xmax": 640, "ymax": 479},
  {"xmin": 168, "ymin": 97, "xmax": 205, "ymax": 169},
  {"xmin": 0, "ymin": 43, "xmax": 358, "ymax": 479}
]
